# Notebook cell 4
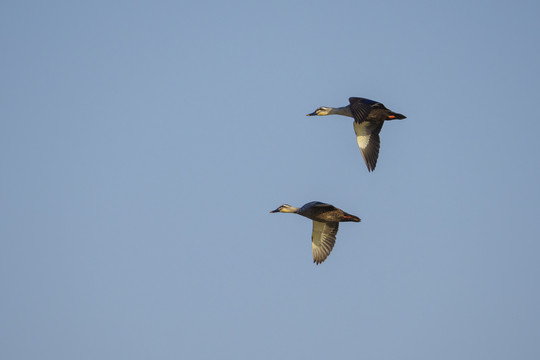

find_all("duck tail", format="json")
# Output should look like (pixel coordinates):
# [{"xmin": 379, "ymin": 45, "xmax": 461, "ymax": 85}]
[
  {"xmin": 342, "ymin": 213, "xmax": 361, "ymax": 222},
  {"xmin": 386, "ymin": 112, "xmax": 406, "ymax": 120}
]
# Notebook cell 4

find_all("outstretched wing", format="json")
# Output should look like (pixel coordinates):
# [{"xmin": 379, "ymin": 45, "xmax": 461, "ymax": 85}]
[
  {"xmin": 353, "ymin": 121, "xmax": 383, "ymax": 172},
  {"xmin": 311, "ymin": 221, "xmax": 339, "ymax": 265},
  {"xmin": 349, "ymin": 97, "xmax": 385, "ymax": 123}
]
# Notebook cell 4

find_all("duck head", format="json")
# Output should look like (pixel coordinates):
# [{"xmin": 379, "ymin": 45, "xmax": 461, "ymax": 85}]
[
  {"xmin": 270, "ymin": 204, "xmax": 298, "ymax": 213},
  {"xmin": 307, "ymin": 106, "xmax": 332, "ymax": 116}
]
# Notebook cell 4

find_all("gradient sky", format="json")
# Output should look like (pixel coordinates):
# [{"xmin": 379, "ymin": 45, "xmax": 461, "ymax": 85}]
[{"xmin": 2, "ymin": 1, "xmax": 540, "ymax": 359}]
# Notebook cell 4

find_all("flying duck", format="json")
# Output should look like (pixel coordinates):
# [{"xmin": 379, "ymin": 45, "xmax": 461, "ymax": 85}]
[
  {"xmin": 270, "ymin": 201, "xmax": 361, "ymax": 265},
  {"xmin": 307, "ymin": 97, "xmax": 406, "ymax": 172}
]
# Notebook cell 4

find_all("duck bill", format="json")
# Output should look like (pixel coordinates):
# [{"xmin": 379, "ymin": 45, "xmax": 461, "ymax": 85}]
[
  {"xmin": 270, "ymin": 208, "xmax": 280, "ymax": 213},
  {"xmin": 306, "ymin": 111, "xmax": 318, "ymax": 116}
]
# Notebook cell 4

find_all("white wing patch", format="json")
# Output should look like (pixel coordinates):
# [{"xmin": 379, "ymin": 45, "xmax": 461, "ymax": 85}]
[
  {"xmin": 354, "ymin": 121, "xmax": 372, "ymax": 150},
  {"xmin": 353, "ymin": 121, "xmax": 382, "ymax": 172}
]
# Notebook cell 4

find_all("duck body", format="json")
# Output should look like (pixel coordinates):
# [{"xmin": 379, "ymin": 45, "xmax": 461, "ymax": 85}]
[
  {"xmin": 297, "ymin": 201, "xmax": 360, "ymax": 223},
  {"xmin": 270, "ymin": 201, "xmax": 360, "ymax": 265},
  {"xmin": 307, "ymin": 97, "xmax": 406, "ymax": 172}
]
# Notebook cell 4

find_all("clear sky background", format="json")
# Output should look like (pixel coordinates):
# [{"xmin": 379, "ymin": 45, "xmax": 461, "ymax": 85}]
[{"xmin": 2, "ymin": 1, "xmax": 540, "ymax": 359}]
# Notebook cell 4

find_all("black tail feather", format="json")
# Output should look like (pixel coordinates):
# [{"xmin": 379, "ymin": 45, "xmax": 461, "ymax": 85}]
[
  {"xmin": 342, "ymin": 214, "xmax": 361, "ymax": 222},
  {"xmin": 392, "ymin": 112, "xmax": 406, "ymax": 119}
]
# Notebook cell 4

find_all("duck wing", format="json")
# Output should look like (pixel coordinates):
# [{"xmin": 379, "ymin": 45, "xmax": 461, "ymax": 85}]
[
  {"xmin": 311, "ymin": 221, "xmax": 339, "ymax": 265},
  {"xmin": 298, "ymin": 202, "xmax": 336, "ymax": 216},
  {"xmin": 353, "ymin": 121, "xmax": 383, "ymax": 172},
  {"xmin": 349, "ymin": 97, "xmax": 385, "ymax": 123}
]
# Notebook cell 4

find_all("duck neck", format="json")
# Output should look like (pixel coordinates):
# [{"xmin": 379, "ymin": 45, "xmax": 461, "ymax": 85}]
[{"xmin": 328, "ymin": 106, "xmax": 353, "ymax": 117}]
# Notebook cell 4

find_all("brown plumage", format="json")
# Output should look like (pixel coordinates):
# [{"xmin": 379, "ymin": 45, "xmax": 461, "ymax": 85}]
[{"xmin": 270, "ymin": 201, "xmax": 360, "ymax": 265}]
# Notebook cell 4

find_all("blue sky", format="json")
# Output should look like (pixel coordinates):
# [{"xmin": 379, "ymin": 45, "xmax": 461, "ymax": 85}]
[{"xmin": 1, "ymin": 0, "xmax": 540, "ymax": 359}]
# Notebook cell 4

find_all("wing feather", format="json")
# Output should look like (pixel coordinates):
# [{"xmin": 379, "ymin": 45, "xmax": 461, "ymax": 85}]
[
  {"xmin": 348, "ymin": 97, "xmax": 380, "ymax": 123},
  {"xmin": 353, "ymin": 121, "xmax": 383, "ymax": 172},
  {"xmin": 311, "ymin": 221, "xmax": 339, "ymax": 265}
]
